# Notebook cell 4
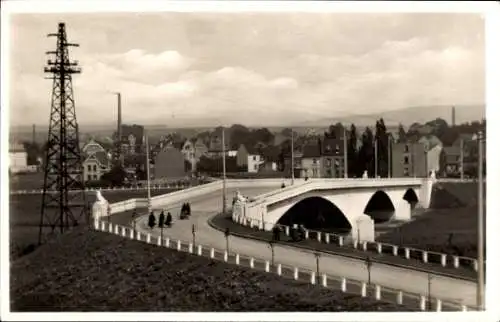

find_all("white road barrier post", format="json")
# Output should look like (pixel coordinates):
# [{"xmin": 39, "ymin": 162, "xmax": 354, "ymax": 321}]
[
  {"xmin": 361, "ymin": 282, "xmax": 367, "ymax": 297},
  {"xmin": 436, "ymin": 299, "xmax": 442, "ymax": 312},
  {"xmin": 420, "ymin": 295, "xmax": 426, "ymax": 311},
  {"xmin": 375, "ymin": 285, "xmax": 381, "ymax": 300},
  {"xmin": 397, "ymin": 291, "xmax": 403, "ymax": 305}
]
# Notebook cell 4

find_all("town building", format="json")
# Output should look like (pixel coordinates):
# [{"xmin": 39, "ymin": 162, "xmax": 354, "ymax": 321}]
[
  {"xmin": 193, "ymin": 138, "xmax": 209, "ymax": 160},
  {"xmin": 320, "ymin": 137, "xmax": 345, "ymax": 178},
  {"xmin": 153, "ymin": 146, "xmax": 187, "ymax": 179},
  {"xmin": 82, "ymin": 139, "xmax": 111, "ymax": 182},
  {"xmin": 117, "ymin": 124, "xmax": 144, "ymax": 156},
  {"xmin": 300, "ymin": 141, "xmax": 322, "ymax": 178},
  {"xmin": 391, "ymin": 142, "xmax": 427, "ymax": 177},
  {"xmin": 9, "ymin": 142, "xmax": 28, "ymax": 174},
  {"xmin": 236, "ymin": 144, "xmax": 265, "ymax": 173},
  {"xmin": 283, "ymin": 149, "xmax": 303, "ymax": 178},
  {"xmin": 83, "ymin": 151, "xmax": 111, "ymax": 182},
  {"xmin": 440, "ymin": 146, "xmax": 461, "ymax": 177},
  {"xmin": 207, "ymin": 135, "xmax": 230, "ymax": 158}
]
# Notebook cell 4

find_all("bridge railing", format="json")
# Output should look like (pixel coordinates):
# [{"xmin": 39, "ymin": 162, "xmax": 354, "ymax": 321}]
[
  {"xmin": 10, "ymin": 182, "xmax": 196, "ymax": 195},
  {"xmin": 246, "ymin": 178, "xmax": 427, "ymax": 211},
  {"xmin": 93, "ymin": 219, "xmax": 473, "ymax": 312},
  {"xmin": 235, "ymin": 216, "xmax": 480, "ymax": 273}
]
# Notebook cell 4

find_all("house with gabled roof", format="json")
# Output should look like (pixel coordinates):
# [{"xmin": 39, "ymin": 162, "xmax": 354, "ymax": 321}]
[
  {"xmin": 83, "ymin": 150, "xmax": 111, "ymax": 182},
  {"xmin": 236, "ymin": 143, "xmax": 265, "ymax": 173}
]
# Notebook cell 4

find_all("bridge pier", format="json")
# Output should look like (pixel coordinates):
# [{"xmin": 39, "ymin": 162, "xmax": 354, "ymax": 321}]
[
  {"xmin": 393, "ymin": 199, "xmax": 411, "ymax": 221},
  {"xmin": 351, "ymin": 215, "xmax": 375, "ymax": 243}
]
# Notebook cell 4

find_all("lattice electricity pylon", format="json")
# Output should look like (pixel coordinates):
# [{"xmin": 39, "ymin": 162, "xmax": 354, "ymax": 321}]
[{"xmin": 38, "ymin": 22, "xmax": 88, "ymax": 244}]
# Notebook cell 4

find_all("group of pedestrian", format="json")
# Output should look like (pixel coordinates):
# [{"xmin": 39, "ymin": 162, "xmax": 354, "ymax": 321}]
[
  {"xmin": 148, "ymin": 210, "xmax": 173, "ymax": 229},
  {"xmin": 180, "ymin": 202, "xmax": 191, "ymax": 219},
  {"xmin": 289, "ymin": 224, "xmax": 307, "ymax": 242}
]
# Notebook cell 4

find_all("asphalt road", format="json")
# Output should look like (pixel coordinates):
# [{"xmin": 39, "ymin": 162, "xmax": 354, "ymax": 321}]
[{"xmin": 132, "ymin": 186, "xmax": 477, "ymax": 309}]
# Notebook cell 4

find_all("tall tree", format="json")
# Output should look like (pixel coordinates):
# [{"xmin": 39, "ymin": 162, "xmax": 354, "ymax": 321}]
[
  {"xmin": 397, "ymin": 124, "xmax": 406, "ymax": 143},
  {"xmin": 359, "ymin": 127, "xmax": 374, "ymax": 177},
  {"xmin": 325, "ymin": 122, "xmax": 344, "ymax": 139},
  {"xmin": 347, "ymin": 124, "xmax": 359, "ymax": 177},
  {"xmin": 375, "ymin": 118, "xmax": 389, "ymax": 177},
  {"xmin": 229, "ymin": 124, "xmax": 250, "ymax": 150}
]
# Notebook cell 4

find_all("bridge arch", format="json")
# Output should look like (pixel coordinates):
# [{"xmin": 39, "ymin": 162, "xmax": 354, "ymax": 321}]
[
  {"xmin": 276, "ymin": 196, "xmax": 352, "ymax": 234},
  {"xmin": 403, "ymin": 188, "xmax": 419, "ymax": 209},
  {"xmin": 363, "ymin": 190, "xmax": 396, "ymax": 223}
]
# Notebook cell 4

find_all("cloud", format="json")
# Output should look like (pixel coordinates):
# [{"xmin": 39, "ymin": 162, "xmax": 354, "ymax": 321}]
[{"xmin": 8, "ymin": 13, "xmax": 485, "ymax": 127}]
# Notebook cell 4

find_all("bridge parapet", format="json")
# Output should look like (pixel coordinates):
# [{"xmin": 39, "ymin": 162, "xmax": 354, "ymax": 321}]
[{"xmin": 249, "ymin": 178, "xmax": 427, "ymax": 210}]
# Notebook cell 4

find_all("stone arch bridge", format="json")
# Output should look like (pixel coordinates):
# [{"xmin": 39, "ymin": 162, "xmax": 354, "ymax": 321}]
[{"xmin": 233, "ymin": 178, "xmax": 435, "ymax": 242}]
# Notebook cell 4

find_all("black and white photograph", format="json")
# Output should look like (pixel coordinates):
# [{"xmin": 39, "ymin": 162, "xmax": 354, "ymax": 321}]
[{"xmin": 1, "ymin": 1, "xmax": 499, "ymax": 320}]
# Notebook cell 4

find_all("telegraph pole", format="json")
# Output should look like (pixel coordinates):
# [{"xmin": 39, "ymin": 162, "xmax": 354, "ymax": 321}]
[
  {"xmin": 477, "ymin": 131, "xmax": 484, "ymax": 310},
  {"xmin": 460, "ymin": 138, "xmax": 464, "ymax": 181},
  {"xmin": 222, "ymin": 128, "xmax": 227, "ymax": 214},
  {"xmin": 145, "ymin": 133, "xmax": 151, "ymax": 214},
  {"xmin": 39, "ymin": 22, "xmax": 87, "ymax": 244},
  {"xmin": 375, "ymin": 139, "xmax": 378, "ymax": 178},
  {"xmin": 388, "ymin": 136, "xmax": 392, "ymax": 178},
  {"xmin": 343, "ymin": 127, "xmax": 348, "ymax": 178}
]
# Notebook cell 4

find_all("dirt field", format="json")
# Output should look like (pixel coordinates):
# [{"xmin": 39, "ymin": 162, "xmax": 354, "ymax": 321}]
[
  {"xmin": 9, "ymin": 188, "xmax": 180, "ymax": 259},
  {"xmin": 10, "ymin": 227, "xmax": 412, "ymax": 312}
]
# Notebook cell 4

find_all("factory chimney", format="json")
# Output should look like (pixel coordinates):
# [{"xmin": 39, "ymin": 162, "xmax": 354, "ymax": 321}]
[
  {"xmin": 117, "ymin": 92, "xmax": 122, "ymax": 143},
  {"xmin": 451, "ymin": 106, "xmax": 456, "ymax": 127},
  {"xmin": 32, "ymin": 124, "xmax": 36, "ymax": 145}
]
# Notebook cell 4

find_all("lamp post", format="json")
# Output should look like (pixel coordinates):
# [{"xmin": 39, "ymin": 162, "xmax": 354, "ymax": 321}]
[
  {"xmin": 365, "ymin": 256, "xmax": 372, "ymax": 286},
  {"xmin": 132, "ymin": 209, "xmax": 137, "ymax": 238},
  {"xmin": 477, "ymin": 131, "xmax": 484, "ymax": 310},
  {"xmin": 269, "ymin": 241, "xmax": 275, "ymax": 268},
  {"xmin": 224, "ymin": 227, "xmax": 230, "ymax": 254},
  {"xmin": 192, "ymin": 223, "xmax": 196, "ymax": 248},
  {"xmin": 314, "ymin": 252, "xmax": 321, "ymax": 284},
  {"xmin": 291, "ymin": 129, "xmax": 295, "ymax": 185},
  {"xmin": 427, "ymin": 273, "xmax": 432, "ymax": 310}
]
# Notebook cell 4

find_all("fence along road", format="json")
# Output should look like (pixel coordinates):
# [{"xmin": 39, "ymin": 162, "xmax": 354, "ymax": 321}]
[
  {"xmin": 98, "ymin": 220, "xmax": 463, "ymax": 311},
  {"xmin": 133, "ymin": 186, "xmax": 477, "ymax": 308}
]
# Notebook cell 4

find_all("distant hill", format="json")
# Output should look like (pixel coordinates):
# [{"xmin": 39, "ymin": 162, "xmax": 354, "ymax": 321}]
[
  {"xmin": 10, "ymin": 104, "xmax": 485, "ymax": 142},
  {"xmin": 297, "ymin": 104, "xmax": 485, "ymax": 128}
]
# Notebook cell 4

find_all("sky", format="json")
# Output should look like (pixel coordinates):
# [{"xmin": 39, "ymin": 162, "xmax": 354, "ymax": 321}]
[{"xmin": 8, "ymin": 12, "xmax": 485, "ymax": 127}]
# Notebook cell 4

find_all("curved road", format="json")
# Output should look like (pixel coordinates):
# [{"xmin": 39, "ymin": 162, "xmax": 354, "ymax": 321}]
[{"xmin": 133, "ymin": 186, "xmax": 476, "ymax": 308}]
